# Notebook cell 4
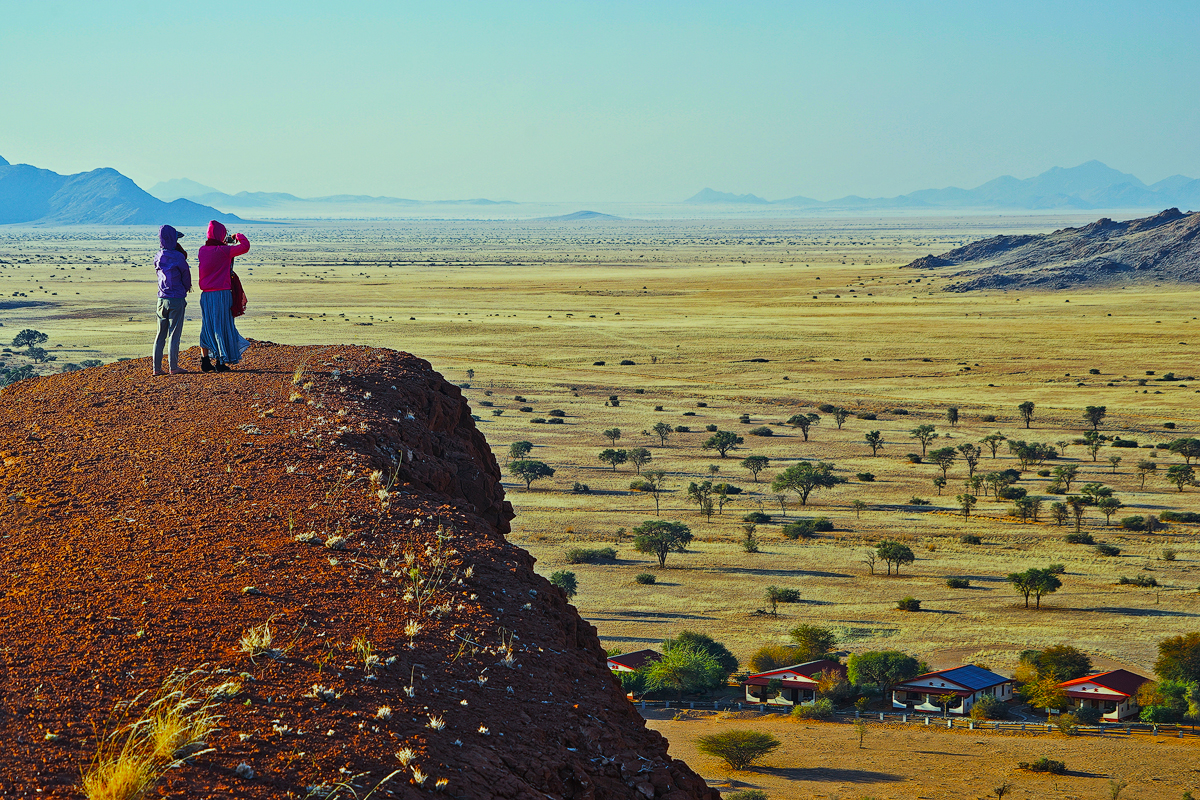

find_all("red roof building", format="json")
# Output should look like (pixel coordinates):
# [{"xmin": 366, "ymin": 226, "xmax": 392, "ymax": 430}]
[
  {"xmin": 607, "ymin": 649, "xmax": 662, "ymax": 672},
  {"xmin": 1058, "ymin": 669, "xmax": 1151, "ymax": 721},
  {"xmin": 743, "ymin": 660, "xmax": 846, "ymax": 707},
  {"xmin": 892, "ymin": 665, "xmax": 1014, "ymax": 715}
]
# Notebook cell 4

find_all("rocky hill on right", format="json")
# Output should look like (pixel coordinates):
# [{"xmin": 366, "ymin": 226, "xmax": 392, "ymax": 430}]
[{"xmin": 905, "ymin": 208, "xmax": 1200, "ymax": 291}]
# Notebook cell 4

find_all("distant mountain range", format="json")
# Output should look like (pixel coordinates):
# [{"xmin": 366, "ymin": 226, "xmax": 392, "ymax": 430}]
[
  {"xmin": 905, "ymin": 207, "xmax": 1200, "ymax": 291},
  {"xmin": 149, "ymin": 179, "xmax": 517, "ymax": 212},
  {"xmin": 0, "ymin": 156, "xmax": 240, "ymax": 225},
  {"xmin": 687, "ymin": 161, "xmax": 1200, "ymax": 211}
]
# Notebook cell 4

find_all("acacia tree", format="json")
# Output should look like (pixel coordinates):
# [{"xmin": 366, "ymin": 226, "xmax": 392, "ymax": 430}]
[
  {"xmin": 1008, "ymin": 567, "xmax": 1062, "ymax": 608},
  {"xmin": 787, "ymin": 413, "xmax": 820, "ymax": 441},
  {"xmin": 1050, "ymin": 502, "xmax": 1069, "ymax": 526},
  {"xmin": 771, "ymin": 461, "xmax": 841, "ymax": 507},
  {"xmin": 1052, "ymin": 464, "xmax": 1079, "ymax": 492},
  {"xmin": 1136, "ymin": 460, "xmax": 1157, "ymax": 488},
  {"xmin": 875, "ymin": 540, "xmax": 915, "ymax": 575},
  {"xmin": 847, "ymin": 651, "xmax": 922, "ymax": 709},
  {"xmin": 508, "ymin": 440, "xmax": 533, "ymax": 463},
  {"xmin": 12, "ymin": 329, "xmax": 48, "ymax": 349},
  {"xmin": 702, "ymin": 431, "xmax": 742, "ymax": 458},
  {"xmin": 833, "ymin": 407, "xmax": 851, "ymax": 430},
  {"xmin": 864, "ymin": 430, "xmax": 884, "ymax": 456},
  {"xmin": 687, "ymin": 481, "xmax": 715, "ymax": 521},
  {"xmin": 598, "ymin": 448, "xmax": 628, "ymax": 471},
  {"xmin": 603, "ymin": 427, "xmax": 622, "ymax": 445},
  {"xmin": 508, "ymin": 459, "xmax": 555, "ymax": 490},
  {"xmin": 741, "ymin": 455, "xmax": 769, "ymax": 482},
  {"xmin": 957, "ymin": 493, "xmax": 977, "ymax": 519},
  {"xmin": 644, "ymin": 645, "xmax": 723, "ymax": 699},
  {"xmin": 928, "ymin": 447, "xmax": 956, "ymax": 479},
  {"xmin": 910, "ymin": 425, "xmax": 938, "ymax": 456},
  {"xmin": 628, "ymin": 447, "xmax": 652, "ymax": 474},
  {"xmin": 650, "ymin": 422, "xmax": 673, "ymax": 446},
  {"xmin": 632, "ymin": 519, "xmax": 693, "ymax": 568},
  {"xmin": 1166, "ymin": 464, "xmax": 1197, "ymax": 492},
  {"xmin": 1018, "ymin": 401, "xmax": 1035, "ymax": 429},
  {"xmin": 790, "ymin": 625, "xmax": 838, "ymax": 662},
  {"xmin": 1083, "ymin": 406, "xmax": 1107, "ymax": 431},
  {"xmin": 981, "ymin": 433, "xmax": 1007, "ymax": 458},
  {"xmin": 639, "ymin": 470, "xmax": 668, "ymax": 515},
  {"xmin": 1168, "ymin": 438, "xmax": 1200, "ymax": 464},
  {"xmin": 1097, "ymin": 496, "xmax": 1123, "ymax": 524},
  {"xmin": 957, "ymin": 443, "xmax": 981, "ymax": 477},
  {"xmin": 1155, "ymin": 632, "xmax": 1200, "ymax": 683},
  {"xmin": 946, "ymin": 407, "xmax": 959, "ymax": 427},
  {"xmin": 1066, "ymin": 495, "xmax": 1088, "ymax": 531}
]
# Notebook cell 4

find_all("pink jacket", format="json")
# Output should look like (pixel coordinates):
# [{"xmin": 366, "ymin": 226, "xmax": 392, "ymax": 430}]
[{"xmin": 197, "ymin": 220, "xmax": 249, "ymax": 292}]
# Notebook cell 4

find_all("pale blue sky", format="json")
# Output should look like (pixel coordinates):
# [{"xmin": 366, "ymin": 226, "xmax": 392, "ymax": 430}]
[{"xmin": 3, "ymin": 0, "xmax": 1199, "ymax": 201}]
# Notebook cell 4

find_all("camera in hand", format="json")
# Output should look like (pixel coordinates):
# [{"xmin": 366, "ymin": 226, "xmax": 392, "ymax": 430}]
[{"xmin": 224, "ymin": 234, "xmax": 237, "ymax": 245}]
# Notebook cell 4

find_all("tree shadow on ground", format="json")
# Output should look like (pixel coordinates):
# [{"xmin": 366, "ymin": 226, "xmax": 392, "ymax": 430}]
[
  {"xmin": 587, "ymin": 610, "xmax": 717, "ymax": 621},
  {"xmin": 706, "ymin": 566, "xmax": 852, "ymax": 578},
  {"xmin": 1078, "ymin": 606, "xmax": 1199, "ymax": 617},
  {"xmin": 757, "ymin": 765, "xmax": 904, "ymax": 783}
]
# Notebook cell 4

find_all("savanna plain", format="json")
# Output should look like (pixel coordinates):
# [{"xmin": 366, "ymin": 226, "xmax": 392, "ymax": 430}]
[{"xmin": 3, "ymin": 215, "xmax": 1199, "ymax": 799}]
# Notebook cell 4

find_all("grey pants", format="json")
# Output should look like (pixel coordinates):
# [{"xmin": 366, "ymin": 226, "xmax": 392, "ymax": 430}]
[{"xmin": 153, "ymin": 297, "xmax": 187, "ymax": 370}]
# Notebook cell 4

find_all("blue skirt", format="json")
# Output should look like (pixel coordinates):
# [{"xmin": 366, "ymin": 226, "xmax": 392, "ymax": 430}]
[{"xmin": 199, "ymin": 290, "xmax": 250, "ymax": 364}]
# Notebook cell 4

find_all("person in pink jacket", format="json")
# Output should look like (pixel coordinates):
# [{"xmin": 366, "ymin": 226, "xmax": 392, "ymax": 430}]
[{"xmin": 197, "ymin": 220, "xmax": 251, "ymax": 372}]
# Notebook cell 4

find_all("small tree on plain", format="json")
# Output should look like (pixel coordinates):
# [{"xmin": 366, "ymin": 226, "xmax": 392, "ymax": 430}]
[
  {"xmin": 852, "ymin": 499, "xmax": 867, "ymax": 518},
  {"xmin": 628, "ymin": 447, "xmax": 652, "ymax": 474},
  {"xmin": 651, "ymin": 422, "xmax": 673, "ymax": 446},
  {"xmin": 1167, "ymin": 464, "xmax": 1197, "ymax": 492},
  {"xmin": 702, "ymin": 430, "xmax": 742, "ymax": 458},
  {"xmin": 549, "ymin": 570, "xmax": 577, "ymax": 598},
  {"xmin": 981, "ymin": 433, "xmax": 1007, "ymax": 458},
  {"xmin": 1008, "ymin": 567, "xmax": 1062, "ymax": 609},
  {"xmin": 741, "ymin": 455, "xmax": 770, "ymax": 482},
  {"xmin": 929, "ymin": 447, "xmax": 956, "ymax": 479},
  {"xmin": 832, "ymin": 407, "xmax": 850, "ymax": 430},
  {"xmin": 1052, "ymin": 464, "xmax": 1079, "ymax": 492},
  {"xmin": 1097, "ymin": 496, "xmax": 1123, "ymax": 524},
  {"xmin": 1066, "ymin": 495, "xmax": 1088, "ymax": 531},
  {"xmin": 12, "ymin": 329, "xmax": 48, "ymax": 349},
  {"xmin": 787, "ymin": 412, "xmax": 821, "ymax": 441},
  {"xmin": 509, "ymin": 459, "xmax": 555, "ymax": 490},
  {"xmin": 864, "ymin": 430, "xmax": 884, "ymax": 456},
  {"xmin": 933, "ymin": 476, "xmax": 947, "ymax": 495},
  {"xmin": 910, "ymin": 424, "xmax": 938, "ymax": 456},
  {"xmin": 1083, "ymin": 405, "xmax": 1107, "ymax": 431},
  {"xmin": 1050, "ymin": 502, "xmax": 1069, "ymax": 526},
  {"xmin": 632, "ymin": 519, "xmax": 693, "ymax": 568},
  {"xmin": 1107, "ymin": 455, "xmax": 1121, "ymax": 474},
  {"xmin": 508, "ymin": 440, "xmax": 533, "ymax": 463},
  {"xmin": 603, "ymin": 427, "xmax": 622, "ymax": 445},
  {"xmin": 957, "ymin": 493, "xmax": 977, "ymax": 519},
  {"xmin": 1018, "ymin": 401, "xmax": 1035, "ymax": 429},
  {"xmin": 790, "ymin": 624, "xmax": 837, "ymax": 661},
  {"xmin": 639, "ymin": 470, "xmax": 668, "ymax": 515},
  {"xmin": 876, "ymin": 540, "xmax": 915, "ymax": 576},
  {"xmin": 771, "ymin": 461, "xmax": 842, "ymax": 507},
  {"xmin": 946, "ymin": 407, "xmax": 959, "ymax": 427},
  {"xmin": 598, "ymin": 448, "xmax": 628, "ymax": 471},
  {"xmin": 695, "ymin": 730, "xmax": 781, "ymax": 771},
  {"xmin": 957, "ymin": 443, "xmax": 981, "ymax": 477},
  {"xmin": 1136, "ymin": 460, "xmax": 1157, "ymax": 488}
]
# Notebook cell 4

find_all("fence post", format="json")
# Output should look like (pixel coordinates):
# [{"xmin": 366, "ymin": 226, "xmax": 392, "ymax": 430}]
[
  {"xmin": 902, "ymin": 714, "xmax": 908, "ymax": 723},
  {"xmin": 689, "ymin": 702, "xmax": 694, "ymax": 710},
  {"xmin": 946, "ymin": 719, "xmax": 952, "ymax": 729},
  {"xmin": 737, "ymin": 702, "xmax": 742, "ymax": 710},
  {"xmin": 1021, "ymin": 723, "xmax": 1026, "ymax": 731},
  {"xmin": 664, "ymin": 701, "xmax": 669, "ymax": 709},
  {"xmin": 879, "ymin": 712, "xmax": 885, "ymax": 721},
  {"xmin": 968, "ymin": 720, "xmax": 975, "ymax": 730},
  {"xmin": 924, "ymin": 715, "xmax": 930, "ymax": 726},
  {"xmin": 640, "ymin": 701, "xmax": 645, "ymax": 709},
  {"xmin": 713, "ymin": 701, "xmax": 719, "ymax": 710}
]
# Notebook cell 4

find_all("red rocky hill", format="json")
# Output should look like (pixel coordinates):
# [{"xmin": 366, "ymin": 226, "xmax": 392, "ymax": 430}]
[{"xmin": 0, "ymin": 342, "xmax": 718, "ymax": 799}]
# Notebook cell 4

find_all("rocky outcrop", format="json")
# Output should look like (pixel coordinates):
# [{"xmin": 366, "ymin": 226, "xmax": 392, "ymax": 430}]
[
  {"xmin": 0, "ymin": 342, "xmax": 717, "ymax": 799},
  {"xmin": 901, "ymin": 208, "xmax": 1200, "ymax": 291}
]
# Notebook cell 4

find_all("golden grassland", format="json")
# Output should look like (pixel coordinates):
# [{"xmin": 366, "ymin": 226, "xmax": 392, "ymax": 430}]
[{"xmin": 4, "ymin": 215, "xmax": 1200, "ymax": 797}]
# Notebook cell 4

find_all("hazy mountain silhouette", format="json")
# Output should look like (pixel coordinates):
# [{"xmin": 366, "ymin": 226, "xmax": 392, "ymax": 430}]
[
  {"xmin": 534, "ymin": 210, "xmax": 622, "ymax": 221},
  {"xmin": 152, "ymin": 181, "xmax": 515, "ymax": 210},
  {"xmin": 0, "ymin": 158, "xmax": 240, "ymax": 225},
  {"xmin": 688, "ymin": 161, "xmax": 1200, "ymax": 211}
]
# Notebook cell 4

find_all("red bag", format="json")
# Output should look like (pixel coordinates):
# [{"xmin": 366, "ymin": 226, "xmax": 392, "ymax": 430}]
[{"xmin": 230, "ymin": 271, "xmax": 248, "ymax": 318}]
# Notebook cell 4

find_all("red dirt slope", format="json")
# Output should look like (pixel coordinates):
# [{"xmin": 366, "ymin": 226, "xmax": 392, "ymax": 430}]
[{"xmin": 0, "ymin": 342, "xmax": 717, "ymax": 800}]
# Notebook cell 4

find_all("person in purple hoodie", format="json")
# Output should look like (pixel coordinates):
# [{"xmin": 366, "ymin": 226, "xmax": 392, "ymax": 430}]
[{"xmin": 152, "ymin": 224, "xmax": 192, "ymax": 375}]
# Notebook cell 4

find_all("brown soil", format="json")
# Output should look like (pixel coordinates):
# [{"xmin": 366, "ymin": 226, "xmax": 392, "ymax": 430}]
[{"xmin": 0, "ymin": 342, "xmax": 717, "ymax": 799}]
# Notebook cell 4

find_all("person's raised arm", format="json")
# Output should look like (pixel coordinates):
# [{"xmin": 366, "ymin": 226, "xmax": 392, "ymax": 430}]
[{"xmin": 229, "ymin": 233, "xmax": 250, "ymax": 257}]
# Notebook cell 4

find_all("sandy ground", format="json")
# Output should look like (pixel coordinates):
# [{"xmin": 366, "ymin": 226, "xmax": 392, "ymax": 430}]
[{"xmin": 642, "ymin": 708, "xmax": 1200, "ymax": 799}]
